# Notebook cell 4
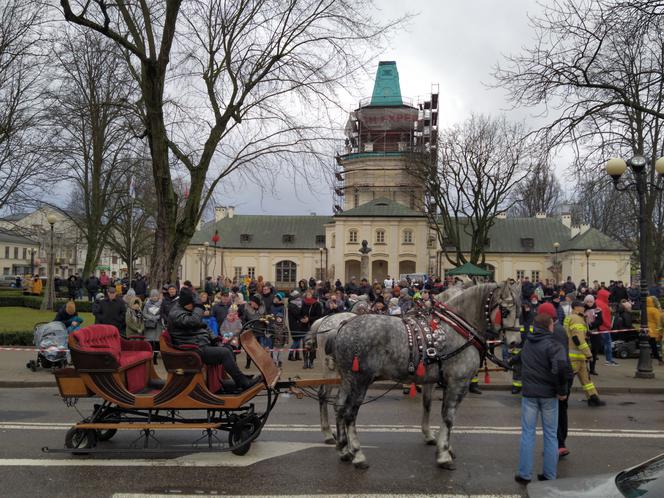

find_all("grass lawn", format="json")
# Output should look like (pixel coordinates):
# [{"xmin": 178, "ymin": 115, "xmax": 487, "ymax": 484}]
[{"xmin": 0, "ymin": 307, "xmax": 95, "ymax": 333}]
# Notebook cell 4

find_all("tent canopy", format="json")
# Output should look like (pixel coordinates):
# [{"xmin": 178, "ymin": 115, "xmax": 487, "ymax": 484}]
[{"xmin": 446, "ymin": 262, "xmax": 492, "ymax": 277}]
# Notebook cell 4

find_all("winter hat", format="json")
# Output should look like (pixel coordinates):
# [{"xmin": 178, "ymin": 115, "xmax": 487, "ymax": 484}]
[
  {"xmin": 584, "ymin": 295, "xmax": 595, "ymax": 305},
  {"xmin": 400, "ymin": 288, "xmax": 409, "ymax": 297},
  {"xmin": 250, "ymin": 295, "xmax": 262, "ymax": 306},
  {"xmin": 389, "ymin": 297, "xmax": 399, "ymax": 307},
  {"xmin": 290, "ymin": 290, "xmax": 301, "ymax": 299},
  {"xmin": 274, "ymin": 292, "xmax": 286, "ymax": 303},
  {"xmin": 538, "ymin": 302, "xmax": 557, "ymax": 320},
  {"xmin": 572, "ymin": 300, "xmax": 586, "ymax": 309},
  {"xmin": 95, "ymin": 292, "xmax": 105, "ymax": 301},
  {"xmin": 179, "ymin": 288, "xmax": 195, "ymax": 307},
  {"xmin": 65, "ymin": 301, "xmax": 76, "ymax": 315}
]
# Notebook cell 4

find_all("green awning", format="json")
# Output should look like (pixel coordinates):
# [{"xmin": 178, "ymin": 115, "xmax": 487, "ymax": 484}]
[
  {"xmin": 446, "ymin": 262, "xmax": 492, "ymax": 277},
  {"xmin": 96, "ymin": 265, "xmax": 111, "ymax": 271}
]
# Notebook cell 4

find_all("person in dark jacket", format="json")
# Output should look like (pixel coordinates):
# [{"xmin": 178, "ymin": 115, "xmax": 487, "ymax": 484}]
[
  {"xmin": 583, "ymin": 294, "xmax": 603, "ymax": 375},
  {"xmin": 160, "ymin": 285, "xmax": 179, "ymax": 324},
  {"xmin": 299, "ymin": 289, "xmax": 323, "ymax": 369},
  {"xmin": 167, "ymin": 288, "xmax": 260, "ymax": 391},
  {"xmin": 97, "ymin": 287, "xmax": 127, "ymax": 335},
  {"xmin": 609, "ymin": 281, "xmax": 629, "ymax": 305},
  {"xmin": 84, "ymin": 274, "xmax": 101, "ymax": 302},
  {"xmin": 515, "ymin": 313, "xmax": 568, "ymax": 484},
  {"xmin": 287, "ymin": 290, "xmax": 304, "ymax": 361},
  {"xmin": 133, "ymin": 274, "xmax": 148, "ymax": 299},
  {"xmin": 212, "ymin": 291, "xmax": 231, "ymax": 327},
  {"xmin": 260, "ymin": 283, "xmax": 274, "ymax": 315},
  {"xmin": 66, "ymin": 275, "xmax": 78, "ymax": 300},
  {"xmin": 539, "ymin": 302, "xmax": 573, "ymax": 458},
  {"xmin": 612, "ymin": 300, "xmax": 634, "ymax": 342}
]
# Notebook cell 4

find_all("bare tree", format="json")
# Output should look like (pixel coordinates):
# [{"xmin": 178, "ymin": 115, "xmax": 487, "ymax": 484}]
[
  {"xmin": 494, "ymin": 0, "xmax": 664, "ymax": 282},
  {"xmin": 59, "ymin": 0, "xmax": 404, "ymax": 287},
  {"xmin": 416, "ymin": 114, "xmax": 533, "ymax": 267},
  {"xmin": 511, "ymin": 161, "xmax": 563, "ymax": 217},
  {"xmin": 47, "ymin": 29, "xmax": 138, "ymax": 276},
  {"xmin": 0, "ymin": 0, "xmax": 48, "ymax": 212}
]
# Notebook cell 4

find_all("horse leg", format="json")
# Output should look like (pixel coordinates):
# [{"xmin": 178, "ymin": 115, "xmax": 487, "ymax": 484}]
[
  {"xmin": 335, "ymin": 379, "xmax": 352, "ymax": 461},
  {"xmin": 345, "ymin": 380, "xmax": 371, "ymax": 469},
  {"xmin": 319, "ymin": 384, "xmax": 335, "ymax": 444},
  {"xmin": 421, "ymin": 382, "xmax": 436, "ymax": 445},
  {"xmin": 436, "ymin": 378, "xmax": 468, "ymax": 469}
]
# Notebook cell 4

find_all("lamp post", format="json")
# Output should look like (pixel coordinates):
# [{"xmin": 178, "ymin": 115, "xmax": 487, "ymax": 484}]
[
  {"xmin": 585, "ymin": 248, "xmax": 591, "ymax": 287},
  {"xmin": 553, "ymin": 241, "xmax": 560, "ymax": 284},
  {"xmin": 211, "ymin": 230, "xmax": 220, "ymax": 277},
  {"xmin": 319, "ymin": 247, "xmax": 323, "ymax": 281},
  {"xmin": 40, "ymin": 214, "xmax": 57, "ymax": 311},
  {"xmin": 606, "ymin": 155, "xmax": 664, "ymax": 379},
  {"xmin": 197, "ymin": 247, "xmax": 205, "ymax": 288},
  {"xmin": 204, "ymin": 242, "xmax": 210, "ymax": 282}
]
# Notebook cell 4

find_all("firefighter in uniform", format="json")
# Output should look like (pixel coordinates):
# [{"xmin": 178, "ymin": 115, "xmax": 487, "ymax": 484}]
[
  {"xmin": 508, "ymin": 324, "xmax": 532, "ymax": 394},
  {"xmin": 565, "ymin": 301, "xmax": 605, "ymax": 407}
]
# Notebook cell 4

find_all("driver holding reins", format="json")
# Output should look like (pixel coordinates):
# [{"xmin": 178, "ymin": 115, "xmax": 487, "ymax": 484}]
[{"xmin": 168, "ymin": 288, "xmax": 262, "ymax": 392}]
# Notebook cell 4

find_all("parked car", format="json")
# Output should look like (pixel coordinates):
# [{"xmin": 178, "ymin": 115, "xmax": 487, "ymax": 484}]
[
  {"xmin": 0, "ymin": 276, "xmax": 17, "ymax": 288},
  {"xmin": 528, "ymin": 452, "xmax": 664, "ymax": 497}
]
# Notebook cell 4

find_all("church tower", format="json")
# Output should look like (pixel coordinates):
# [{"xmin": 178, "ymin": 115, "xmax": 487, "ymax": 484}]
[{"xmin": 333, "ymin": 61, "xmax": 438, "ymax": 212}]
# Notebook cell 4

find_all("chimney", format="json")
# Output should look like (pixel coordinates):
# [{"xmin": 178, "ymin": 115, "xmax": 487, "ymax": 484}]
[
  {"xmin": 579, "ymin": 223, "xmax": 590, "ymax": 235},
  {"xmin": 496, "ymin": 212, "xmax": 507, "ymax": 219},
  {"xmin": 214, "ymin": 206, "xmax": 226, "ymax": 222},
  {"xmin": 570, "ymin": 225, "xmax": 581, "ymax": 238},
  {"xmin": 535, "ymin": 212, "xmax": 546, "ymax": 219},
  {"xmin": 561, "ymin": 213, "xmax": 572, "ymax": 228},
  {"xmin": 228, "ymin": 206, "xmax": 235, "ymax": 218}
]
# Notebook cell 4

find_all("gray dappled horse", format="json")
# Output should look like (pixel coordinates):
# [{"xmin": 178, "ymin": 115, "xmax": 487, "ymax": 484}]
[
  {"xmin": 332, "ymin": 281, "xmax": 520, "ymax": 469},
  {"xmin": 304, "ymin": 280, "xmax": 475, "ymax": 445}
]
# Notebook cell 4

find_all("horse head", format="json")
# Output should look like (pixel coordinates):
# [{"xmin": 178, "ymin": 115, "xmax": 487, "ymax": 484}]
[{"xmin": 486, "ymin": 280, "xmax": 522, "ymax": 337}]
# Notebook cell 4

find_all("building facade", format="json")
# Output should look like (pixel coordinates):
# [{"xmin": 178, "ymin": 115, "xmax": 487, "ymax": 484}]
[{"xmin": 183, "ymin": 61, "xmax": 631, "ymax": 289}]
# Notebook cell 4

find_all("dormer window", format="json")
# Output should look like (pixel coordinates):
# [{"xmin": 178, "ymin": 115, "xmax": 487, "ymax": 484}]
[
  {"xmin": 521, "ymin": 237, "xmax": 534, "ymax": 249},
  {"xmin": 315, "ymin": 235, "xmax": 325, "ymax": 245},
  {"xmin": 282, "ymin": 234, "xmax": 295, "ymax": 243},
  {"xmin": 240, "ymin": 233, "xmax": 252, "ymax": 242}
]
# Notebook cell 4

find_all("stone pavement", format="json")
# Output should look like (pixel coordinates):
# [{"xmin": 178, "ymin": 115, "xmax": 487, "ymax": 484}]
[{"xmin": 1, "ymin": 345, "xmax": 664, "ymax": 393}]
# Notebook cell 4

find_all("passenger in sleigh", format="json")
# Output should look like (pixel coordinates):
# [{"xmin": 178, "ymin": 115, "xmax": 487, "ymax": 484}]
[{"xmin": 168, "ymin": 288, "xmax": 262, "ymax": 391}]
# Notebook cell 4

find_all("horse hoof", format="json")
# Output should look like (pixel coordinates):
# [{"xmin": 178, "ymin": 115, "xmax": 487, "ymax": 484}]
[
  {"xmin": 425, "ymin": 438, "xmax": 436, "ymax": 446},
  {"xmin": 354, "ymin": 460, "xmax": 370, "ymax": 470},
  {"xmin": 438, "ymin": 460, "xmax": 456, "ymax": 470},
  {"xmin": 340, "ymin": 452, "xmax": 353, "ymax": 462},
  {"xmin": 324, "ymin": 437, "xmax": 336, "ymax": 445}
]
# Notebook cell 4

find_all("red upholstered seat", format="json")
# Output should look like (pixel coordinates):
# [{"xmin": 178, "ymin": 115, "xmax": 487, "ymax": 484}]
[{"xmin": 70, "ymin": 325, "xmax": 153, "ymax": 393}]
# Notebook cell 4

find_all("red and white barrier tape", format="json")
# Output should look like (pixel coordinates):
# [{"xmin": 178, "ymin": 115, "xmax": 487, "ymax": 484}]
[
  {"xmin": 589, "ymin": 328, "xmax": 642, "ymax": 335},
  {"xmin": 0, "ymin": 346, "xmax": 35, "ymax": 352}
]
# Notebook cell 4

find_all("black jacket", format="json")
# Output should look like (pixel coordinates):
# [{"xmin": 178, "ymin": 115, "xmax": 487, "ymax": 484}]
[
  {"xmin": 133, "ymin": 278, "xmax": 148, "ymax": 297},
  {"xmin": 167, "ymin": 304, "xmax": 213, "ymax": 347},
  {"xmin": 160, "ymin": 295, "xmax": 179, "ymax": 323},
  {"xmin": 521, "ymin": 326, "xmax": 568, "ymax": 398},
  {"xmin": 97, "ymin": 298, "xmax": 127, "ymax": 334},
  {"xmin": 84, "ymin": 276, "xmax": 100, "ymax": 293},
  {"xmin": 212, "ymin": 303, "xmax": 230, "ymax": 326}
]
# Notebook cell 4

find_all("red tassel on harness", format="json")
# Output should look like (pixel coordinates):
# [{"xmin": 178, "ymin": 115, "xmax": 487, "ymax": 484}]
[
  {"xmin": 351, "ymin": 355, "xmax": 360, "ymax": 372},
  {"xmin": 494, "ymin": 309, "xmax": 502, "ymax": 326},
  {"xmin": 409, "ymin": 383, "xmax": 417, "ymax": 398},
  {"xmin": 484, "ymin": 364, "xmax": 491, "ymax": 384},
  {"xmin": 416, "ymin": 360, "xmax": 425, "ymax": 377}
]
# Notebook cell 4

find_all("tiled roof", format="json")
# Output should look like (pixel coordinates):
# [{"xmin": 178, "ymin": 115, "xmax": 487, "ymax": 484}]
[
  {"xmin": 191, "ymin": 215, "xmax": 332, "ymax": 250},
  {"xmin": 0, "ymin": 212, "xmax": 29, "ymax": 222},
  {"xmin": 0, "ymin": 230, "xmax": 35, "ymax": 245},
  {"xmin": 335, "ymin": 198, "xmax": 424, "ymax": 218}
]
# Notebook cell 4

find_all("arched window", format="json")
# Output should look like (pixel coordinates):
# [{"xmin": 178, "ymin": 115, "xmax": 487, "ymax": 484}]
[
  {"xmin": 403, "ymin": 229, "xmax": 413, "ymax": 244},
  {"xmin": 275, "ymin": 260, "xmax": 297, "ymax": 286},
  {"xmin": 349, "ymin": 229, "xmax": 358, "ymax": 243},
  {"xmin": 375, "ymin": 229, "xmax": 385, "ymax": 244}
]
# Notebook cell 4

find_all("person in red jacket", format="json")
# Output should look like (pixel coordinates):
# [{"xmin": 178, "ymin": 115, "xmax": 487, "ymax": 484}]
[{"xmin": 595, "ymin": 289, "xmax": 617, "ymax": 366}]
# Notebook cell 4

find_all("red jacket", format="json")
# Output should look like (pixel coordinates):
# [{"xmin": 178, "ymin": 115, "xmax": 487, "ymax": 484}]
[{"xmin": 596, "ymin": 289, "xmax": 612, "ymax": 331}]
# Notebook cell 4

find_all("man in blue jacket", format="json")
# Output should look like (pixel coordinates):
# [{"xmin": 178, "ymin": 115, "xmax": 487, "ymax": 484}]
[{"xmin": 515, "ymin": 313, "xmax": 569, "ymax": 484}]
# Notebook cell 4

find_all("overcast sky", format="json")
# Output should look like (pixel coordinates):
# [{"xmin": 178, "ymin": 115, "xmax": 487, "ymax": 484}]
[{"xmin": 219, "ymin": 1, "xmax": 544, "ymax": 216}]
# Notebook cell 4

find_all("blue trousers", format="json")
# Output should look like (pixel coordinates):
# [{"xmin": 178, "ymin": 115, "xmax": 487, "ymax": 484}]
[
  {"xmin": 518, "ymin": 396, "xmax": 559, "ymax": 480},
  {"xmin": 602, "ymin": 332, "xmax": 614, "ymax": 362}
]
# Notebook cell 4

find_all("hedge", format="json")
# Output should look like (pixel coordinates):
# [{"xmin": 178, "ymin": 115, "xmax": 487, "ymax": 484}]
[
  {"xmin": 0, "ymin": 296, "xmax": 92, "ymax": 312},
  {"xmin": 0, "ymin": 331, "xmax": 33, "ymax": 346}
]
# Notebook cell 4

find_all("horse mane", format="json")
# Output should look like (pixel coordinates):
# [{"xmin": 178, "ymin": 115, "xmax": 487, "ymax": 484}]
[{"xmin": 444, "ymin": 283, "xmax": 499, "ymax": 333}]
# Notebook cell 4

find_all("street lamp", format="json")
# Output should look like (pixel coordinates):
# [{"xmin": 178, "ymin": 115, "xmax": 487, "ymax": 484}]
[
  {"xmin": 319, "ymin": 247, "xmax": 323, "ymax": 281},
  {"xmin": 203, "ymin": 242, "xmax": 210, "ymax": 282},
  {"xmin": 553, "ymin": 242, "xmax": 560, "ymax": 284},
  {"xmin": 40, "ymin": 213, "xmax": 57, "ymax": 311},
  {"xmin": 585, "ymin": 248, "xmax": 591, "ymax": 286},
  {"xmin": 606, "ymin": 155, "xmax": 664, "ymax": 379}
]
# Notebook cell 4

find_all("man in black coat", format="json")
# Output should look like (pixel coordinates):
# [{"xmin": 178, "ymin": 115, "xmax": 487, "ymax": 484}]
[
  {"xmin": 84, "ymin": 274, "xmax": 101, "ymax": 302},
  {"xmin": 212, "ymin": 291, "xmax": 231, "ymax": 326},
  {"xmin": 133, "ymin": 273, "xmax": 148, "ymax": 300},
  {"xmin": 168, "ymin": 288, "xmax": 260, "ymax": 391},
  {"xmin": 97, "ymin": 287, "xmax": 127, "ymax": 335}
]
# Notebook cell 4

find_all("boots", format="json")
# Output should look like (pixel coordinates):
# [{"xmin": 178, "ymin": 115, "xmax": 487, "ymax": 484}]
[
  {"xmin": 303, "ymin": 351, "xmax": 312, "ymax": 369},
  {"xmin": 469, "ymin": 383, "xmax": 482, "ymax": 395},
  {"xmin": 588, "ymin": 395, "xmax": 606, "ymax": 407}
]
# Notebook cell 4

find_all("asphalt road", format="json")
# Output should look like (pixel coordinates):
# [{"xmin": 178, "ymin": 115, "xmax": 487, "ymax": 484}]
[{"xmin": 0, "ymin": 387, "xmax": 663, "ymax": 498}]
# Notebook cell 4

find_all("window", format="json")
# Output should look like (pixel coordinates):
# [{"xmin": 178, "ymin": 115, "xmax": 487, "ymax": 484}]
[
  {"xmin": 23, "ymin": 248, "xmax": 27, "ymax": 259},
  {"xmin": 375, "ymin": 229, "xmax": 385, "ymax": 244},
  {"xmin": 2, "ymin": 267, "xmax": 9, "ymax": 276},
  {"xmin": 349, "ymin": 229, "xmax": 358, "ymax": 243},
  {"xmin": 240, "ymin": 233, "xmax": 252, "ymax": 243},
  {"xmin": 403, "ymin": 229, "xmax": 413, "ymax": 244},
  {"xmin": 282, "ymin": 234, "xmax": 295, "ymax": 244},
  {"xmin": 315, "ymin": 267, "xmax": 325, "ymax": 280},
  {"xmin": 331, "ymin": 233, "xmax": 336, "ymax": 248},
  {"xmin": 247, "ymin": 267, "xmax": 255, "ymax": 279},
  {"xmin": 234, "ymin": 267, "xmax": 242, "ymax": 282},
  {"xmin": 427, "ymin": 235, "xmax": 436, "ymax": 249},
  {"xmin": 516, "ymin": 270, "xmax": 525, "ymax": 280},
  {"xmin": 531, "ymin": 270, "xmax": 540, "ymax": 283},
  {"xmin": 315, "ymin": 235, "xmax": 326, "ymax": 246},
  {"xmin": 275, "ymin": 260, "xmax": 297, "ymax": 285},
  {"xmin": 4, "ymin": 246, "xmax": 8, "ymax": 259},
  {"xmin": 521, "ymin": 238, "xmax": 534, "ymax": 249},
  {"xmin": 112, "ymin": 256, "xmax": 118, "ymax": 264},
  {"xmin": 13, "ymin": 247, "xmax": 18, "ymax": 259}
]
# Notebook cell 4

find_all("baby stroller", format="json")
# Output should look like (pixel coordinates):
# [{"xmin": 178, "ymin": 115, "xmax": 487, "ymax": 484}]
[{"xmin": 26, "ymin": 321, "xmax": 69, "ymax": 372}]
